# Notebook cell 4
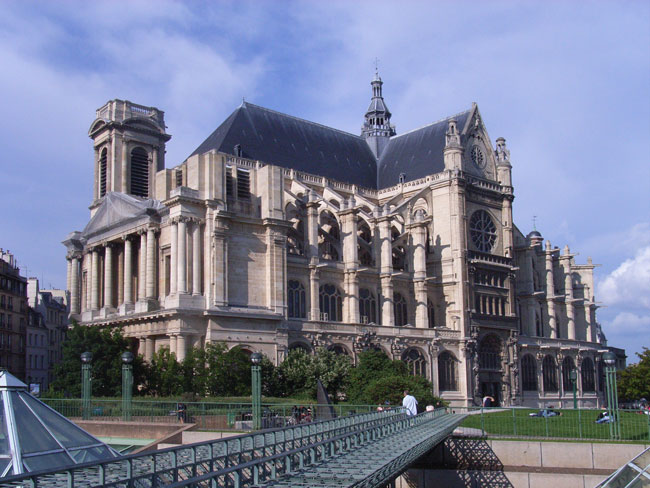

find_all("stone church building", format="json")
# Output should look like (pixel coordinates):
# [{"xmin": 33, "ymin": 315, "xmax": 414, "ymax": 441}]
[{"xmin": 64, "ymin": 73, "xmax": 609, "ymax": 407}]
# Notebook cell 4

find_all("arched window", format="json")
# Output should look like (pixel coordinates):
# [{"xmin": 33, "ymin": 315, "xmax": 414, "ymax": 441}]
[
  {"xmin": 287, "ymin": 280, "xmax": 306, "ymax": 319},
  {"xmin": 521, "ymin": 355, "xmax": 537, "ymax": 391},
  {"xmin": 357, "ymin": 221, "xmax": 374, "ymax": 266},
  {"xmin": 535, "ymin": 310, "xmax": 543, "ymax": 337},
  {"xmin": 394, "ymin": 293, "xmax": 408, "ymax": 326},
  {"xmin": 402, "ymin": 348, "xmax": 426, "ymax": 377},
  {"xmin": 562, "ymin": 356, "xmax": 575, "ymax": 393},
  {"xmin": 542, "ymin": 355, "xmax": 558, "ymax": 392},
  {"xmin": 581, "ymin": 357, "xmax": 595, "ymax": 392},
  {"xmin": 319, "ymin": 284, "xmax": 342, "ymax": 322},
  {"xmin": 130, "ymin": 147, "xmax": 149, "ymax": 197},
  {"xmin": 328, "ymin": 344, "xmax": 348, "ymax": 355},
  {"xmin": 319, "ymin": 211, "xmax": 341, "ymax": 261},
  {"xmin": 359, "ymin": 288, "xmax": 377, "ymax": 324},
  {"xmin": 479, "ymin": 335, "xmax": 502, "ymax": 370},
  {"xmin": 427, "ymin": 299, "xmax": 435, "ymax": 328},
  {"xmin": 99, "ymin": 148, "xmax": 107, "ymax": 197},
  {"xmin": 438, "ymin": 351, "xmax": 458, "ymax": 391}
]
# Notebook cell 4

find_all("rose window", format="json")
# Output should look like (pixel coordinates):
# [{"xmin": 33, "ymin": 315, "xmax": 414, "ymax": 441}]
[{"xmin": 470, "ymin": 210, "xmax": 497, "ymax": 252}]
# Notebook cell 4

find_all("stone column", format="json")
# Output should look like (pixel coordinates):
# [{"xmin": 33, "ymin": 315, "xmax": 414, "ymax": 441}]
[
  {"xmin": 430, "ymin": 345, "xmax": 440, "ymax": 396},
  {"xmin": 138, "ymin": 231, "xmax": 147, "ymax": 301},
  {"xmin": 104, "ymin": 243, "xmax": 114, "ymax": 308},
  {"xmin": 170, "ymin": 219, "xmax": 178, "ymax": 295},
  {"xmin": 378, "ymin": 215, "xmax": 394, "ymax": 326},
  {"xmin": 66, "ymin": 258, "xmax": 72, "ymax": 296},
  {"xmin": 123, "ymin": 237, "xmax": 133, "ymax": 304},
  {"xmin": 177, "ymin": 335, "xmax": 187, "ymax": 362},
  {"xmin": 91, "ymin": 248, "xmax": 100, "ymax": 310},
  {"xmin": 411, "ymin": 221, "xmax": 428, "ymax": 328},
  {"xmin": 146, "ymin": 227, "xmax": 156, "ymax": 299},
  {"xmin": 192, "ymin": 221, "xmax": 202, "ymax": 295},
  {"xmin": 545, "ymin": 242, "xmax": 557, "ymax": 338},
  {"xmin": 562, "ymin": 247, "xmax": 575, "ymax": 340},
  {"xmin": 93, "ymin": 147, "xmax": 100, "ymax": 201},
  {"xmin": 306, "ymin": 191, "xmax": 320, "ymax": 263},
  {"xmin": 586, "ymin": 304, "xmax": 595, "ymax": 342},
  {"xmin": 70, "ymin": 255, "xmax": 80, "ymax": 314},
  {"xmin": 178, "ymin": 219, "xmax": 187, "ymax": 293},
  {"xmin": 145, "ymin": 337, "xmax": 154, "ymax": 362},
  {"xmin": 169, "ymin": 334, "xmax": 177, "ymax": 357},
  {"xmin": 213, "ymin": 217, "xmax": 229, "ymax": 306},
  {"xmin": 309, "ymin": 267, "xmax": 320, "ymax": 321},
  {"xmin": 341, "ymin": 203, "xmax": 359, "ymax": 323}
]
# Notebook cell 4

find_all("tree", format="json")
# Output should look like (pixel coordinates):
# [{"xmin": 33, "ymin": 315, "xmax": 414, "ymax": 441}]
[
  {"xmin": 618, "ymin": 348, "xmax": 650, "ymax": 402},
  {"xmin": 276, "ymin": 348, "xmax": 351, "ymax": 399},
  {"xmin": 49, "ymin": 321, "xmax": 144, "ymax": 397},
  {"xmin": 143, "ymin": 347, "xmax": 183, "ymax": 397}
]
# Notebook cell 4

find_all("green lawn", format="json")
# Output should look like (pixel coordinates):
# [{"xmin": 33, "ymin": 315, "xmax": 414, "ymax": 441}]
[{"xmin": 459, "ymin": 408, "xmax": 650, "ymax": 442}]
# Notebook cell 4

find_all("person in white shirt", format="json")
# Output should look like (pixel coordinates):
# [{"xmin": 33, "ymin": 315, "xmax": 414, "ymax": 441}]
[{"xmin": 402, "ymin": 390, "xmax": 418, "ymax": 416}]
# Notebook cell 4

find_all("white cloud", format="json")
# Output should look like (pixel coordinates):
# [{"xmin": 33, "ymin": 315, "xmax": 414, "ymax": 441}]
[
  {"xmin": 598, "ymin": 246, "xmax": 650, "ymax": 308},
  {"xmin": 609, "ymin": 312, "xmax": 650, "ymax": 336}
]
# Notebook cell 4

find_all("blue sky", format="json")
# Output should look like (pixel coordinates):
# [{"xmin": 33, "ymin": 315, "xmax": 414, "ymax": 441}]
[{"xmin": 0, "ymin": 1, "xmax": 648, "ymax": 361}]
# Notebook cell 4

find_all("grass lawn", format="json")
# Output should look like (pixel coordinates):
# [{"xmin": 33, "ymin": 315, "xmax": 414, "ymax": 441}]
[{"xmin": 459, "ymin": 408, "xmax": 650, "ymax": 442}]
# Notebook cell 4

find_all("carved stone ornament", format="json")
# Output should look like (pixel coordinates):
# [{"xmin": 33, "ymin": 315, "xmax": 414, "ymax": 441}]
[
  {"xmin": 391, "ymin": 337, "xmax": 409, "ymax": 355},
  {"xmin": 353, "ymin": 331, "xmax": 377, "ymax": 352}
]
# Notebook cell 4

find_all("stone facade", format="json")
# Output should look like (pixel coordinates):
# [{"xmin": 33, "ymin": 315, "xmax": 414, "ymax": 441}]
[
  {"xmin": 64, "ymin": 80, "xmax": 614, "ymax": 407},
  {"xmin": 0, "ymin": 249, "xmax": 27, "ymax": 380}
]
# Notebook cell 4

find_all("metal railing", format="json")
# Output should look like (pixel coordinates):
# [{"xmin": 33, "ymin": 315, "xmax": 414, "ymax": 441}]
[
  {"xmin": 40, "ymin": 399, "xmax": 379, "ymax": 429},
  {"xmin": 454, "ymin": 406, "xmax": 650, "ymax": 442},
  {"xmin": 0, "ymin": 409, "xmax": 410, "ymax": 487}
]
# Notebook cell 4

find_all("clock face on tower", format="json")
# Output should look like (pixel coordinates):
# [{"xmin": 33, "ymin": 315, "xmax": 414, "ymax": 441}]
[{"xmin": 470, "ymin": 144, "xmax": 486, "ymax": 169}]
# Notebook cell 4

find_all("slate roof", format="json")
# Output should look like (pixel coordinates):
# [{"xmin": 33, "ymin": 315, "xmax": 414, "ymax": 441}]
[
  {"xmin": 189, "ymin": 102, "xmax": 378, "ymax": 189},
  {"xmin": 377, "ymin": 110, "xmax": 471, "ymax": 188},
  {"xmin": 188, "ymin": 102, "xmax": 473, "ymax": 190}
]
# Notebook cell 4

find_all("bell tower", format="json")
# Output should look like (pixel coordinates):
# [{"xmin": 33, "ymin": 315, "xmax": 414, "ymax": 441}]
[
  {"xmin": 361, "ymin": 70, "xmax": 395, "ymax": 159},
  {"xmin": 88, "ymin": 100, "xmax": 171, "ymax": 208}
]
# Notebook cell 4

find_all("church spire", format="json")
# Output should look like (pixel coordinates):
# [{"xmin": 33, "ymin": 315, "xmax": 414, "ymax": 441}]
[{"xmin": 362, "ymin": 68, "xmax": 395, "ymax": 159}]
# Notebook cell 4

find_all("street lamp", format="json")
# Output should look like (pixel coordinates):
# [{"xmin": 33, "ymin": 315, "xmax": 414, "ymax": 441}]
[
  {"xmin": 80, "ymin": 351, "xmax": 92, "ymax": 420},
  {"xmin": 569, "ymin": 369, "xmax": 578, "ymax": 409},
  {"xmin": 251, "ymin": 352, "xmax": 262, "ymax": 430},
  {"xmin": 603, "ymin": 351, "xmax": 620, "ymax": 439},
  {"xmin": 121, "ymin": 352, "xmax": 134, "ymax": 421}
]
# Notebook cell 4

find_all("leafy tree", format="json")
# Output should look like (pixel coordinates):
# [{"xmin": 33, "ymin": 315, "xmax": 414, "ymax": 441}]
[
  {"xmin": 618, "ymin": 348, "xmax": 650, "ymax": 402},
  {"xmin": 203, "ymin": 343, "xmax": 251, "ymax": 396},
  {"xmin": 49, "ymin": 321, "xmax": 144, "ymax": 397},
  {"xmin": 346, "ymin": 350, "xmax": 408, "ymax": 403},
  {"xmin": 277, "ymin": 348, "xmax": 351, "ymax": 399},
  {"xmin": 143, "ymin": 347, "xmax": 183, "ymax": 397},
  {"xmin": 181, "ymin": 346, "xmax": 208, "ymax": 397}
]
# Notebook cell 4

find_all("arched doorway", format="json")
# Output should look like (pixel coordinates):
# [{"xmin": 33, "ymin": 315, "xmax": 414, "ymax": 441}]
[{"xmin": 478, "ymin": 334, "xmax": 503, "ymax": 406}]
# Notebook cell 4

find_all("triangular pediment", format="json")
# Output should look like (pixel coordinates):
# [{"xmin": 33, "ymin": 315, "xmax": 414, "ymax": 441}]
[{"xmin": 83, "ymin": 192, "xmax": 164, "ymax": 237}]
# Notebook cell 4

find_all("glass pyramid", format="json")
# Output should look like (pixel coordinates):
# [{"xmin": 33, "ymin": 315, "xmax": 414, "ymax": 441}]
[{"xmin": 0, "ymin": 370, "xmax": 120, "ymax": 477}]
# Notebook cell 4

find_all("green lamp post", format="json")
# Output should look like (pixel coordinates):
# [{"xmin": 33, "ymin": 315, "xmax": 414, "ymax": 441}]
[
  {"xmin": 80, "ymin": 351, "xmax": 92, "ymax": 420},
  {"xmin": 603, "ymin": 351, "xmax": 620, "ymax": 439},
  {"xmin": 121, "ymin": 352, "xmax": 134, "ymax": 421},
  {"xmin": 570, "ymin": 369, "xmax": 578, "ymax": 409},
  {"xmin": 251, "ymin": 352, "xmax": 262, "ymax": 430}
]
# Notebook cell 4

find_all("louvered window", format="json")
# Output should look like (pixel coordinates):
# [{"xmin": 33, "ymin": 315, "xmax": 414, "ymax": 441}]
[
  {"xmin": 130, "ymin": 147, "xmax": 149, "ymax": 197},
  {"xmin": 99, "ymin": 148, "xmax": 107, "ymax": 197},
  {"xmin": 237, "ymin": 168, "xmax": 250, "ymax": 200},
  {"xmin": 225, "ymin": 166, "xmax": 234, "ymax": 198},
  {"xmin": 175, "ymin": 169, "xmax": 183, "ymax": 187}
]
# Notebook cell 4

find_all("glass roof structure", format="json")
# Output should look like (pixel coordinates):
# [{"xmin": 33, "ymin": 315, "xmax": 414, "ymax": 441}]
[
  {"xmin": 595, "ymin": 446, "xmax": 650, "ymax": 488},
  {"xmin": 0, "ymin": 370, "xmax": 120, "ymax": 477}
]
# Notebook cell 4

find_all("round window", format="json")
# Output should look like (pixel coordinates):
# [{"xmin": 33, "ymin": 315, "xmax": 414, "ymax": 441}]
[
  {"xmin": 470, "ymin": 210, "xmax": 497, "ymax": 252},
  {"xmin": 470, "ymin": 145, "xmax": 486, "ymax": 168}
]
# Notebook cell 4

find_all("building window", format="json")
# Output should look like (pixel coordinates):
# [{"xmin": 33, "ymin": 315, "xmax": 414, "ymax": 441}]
[
  {"xmin": 319, "ymin": 284, "xmax": 342, "ymax": 322},
  {"xmin": 286, "ymin": 202, "xmax": 305, "ymax": 256},
  {"xmin": 287, "ymin": 280, "xmax": 306, "ymax": 319},
  {"xmin": 542, "ymin": 355, "xmax": 558, "ymax": 392},
  {"xmin": 394, "ymin": 292, "xmax": 408, "ymax": 326},
  {"xmin": 469, "ymin": 210, "xmax": 497, "ymax": 253},
  {"xmin": 522, "ymin": 354, "xmax": 538, "ymax": 391},
  {"xmin": 225, "ymin": 165, "xmax": 234, "ymax": 198},
  {"xmin": 130, "ymin": 147, "xmax": 149, "ymax": 197},
  {"xmin": 319, "ymin": 211, "xmax": 341, "ymax": 261},
  {"xmin": 175, "ymin": 168, "xmax": 183, "ymax": 187},
  {"xmin": 479, "ymin": 335, "xmax": 502, "ymax": 370},
  {"xmin": 438, "ymin": 351, "xmax": 458, "ymax": 391},
  {"xmin": 535, "ymin": 310, "xmax": 543, "ymax": 337},
  {"xmin": 562, "ymin": 356, "xmax": 575, "ymax": 393},
  {"xmin": 99, "ymin": 148, "xmax": 107, "ymax": 197},
  {"xmin": 359, "ymin": 288, "xmax": 377, "ymax": 324},
  {"xmin": 428, "ymin": 299, "xmax": 435, "ymax": 328},
  {"xmin": 328, "ymin": 344, "xmax": 348, "ymax": 355},
  {"xmin": 391, "ymin": 228, "xmax": 406, "ymax": 271},
  {"xmin": 402, "ymin": 348, "xmax": 426, "ymax": 377},
  {"xmin": 357, "ymin": 221, "xmax": 374, "ymax": 267},
  {"xmin": 581, "ymin": 357, "xmax": 596, "ymax": 392}
]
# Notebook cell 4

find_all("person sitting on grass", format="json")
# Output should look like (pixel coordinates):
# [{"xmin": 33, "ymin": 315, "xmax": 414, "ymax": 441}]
[{"xmin": 529, "ymin": 408, "xmax": 561, "ymax": 418}]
